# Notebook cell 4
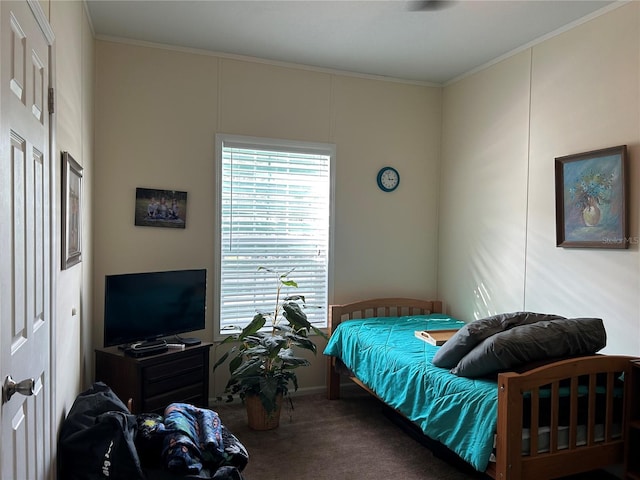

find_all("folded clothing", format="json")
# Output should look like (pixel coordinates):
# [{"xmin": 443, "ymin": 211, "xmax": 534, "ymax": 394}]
[
  {"xmin": 163, "ymin": 403, "xmax": 221, "ymax": 473},
  {"xmin": 135, "ymin": 404, "xmax": 249, "ymax": 477},
  {"xmin": 163, "ymin": 403, "xmax": 249, "ymax": 474}
]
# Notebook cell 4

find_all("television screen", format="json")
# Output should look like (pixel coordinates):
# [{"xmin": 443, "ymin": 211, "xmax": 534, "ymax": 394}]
[{"xmin": 103, "ymin": 269, "xmax": 206, "ymax": 347}]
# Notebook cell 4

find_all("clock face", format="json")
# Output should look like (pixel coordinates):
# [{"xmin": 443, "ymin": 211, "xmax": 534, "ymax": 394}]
[{"xmin": 377, "ymin": 167, "xmax": 400, "ymax": 192}]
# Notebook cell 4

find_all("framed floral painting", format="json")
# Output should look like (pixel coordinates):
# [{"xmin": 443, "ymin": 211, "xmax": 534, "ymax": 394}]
[
  {"xmin": 555, "ymin": 145, "xmax": 628, "ymax": 248},
  {"xmin": 62, "ymin": 151, "xmax": 83, "ymax": 269}
]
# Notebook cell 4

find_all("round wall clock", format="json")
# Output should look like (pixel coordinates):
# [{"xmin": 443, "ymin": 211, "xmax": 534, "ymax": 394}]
[{"xmin": 376, "ymin": 166, "xmax": 400, "ymax": 192}]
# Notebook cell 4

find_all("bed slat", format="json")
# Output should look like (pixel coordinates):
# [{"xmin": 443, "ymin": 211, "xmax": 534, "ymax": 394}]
[
  {"xmin": 529, "ymin": 388, "xmax": 539, "ymax": 457},
  {"xmin": 587, "ymin": 374, "xmax": 597, "ymax": 446},
  {"xmin": 569, "ymin": 376, "xmax": 579, "ymax": 450},
  {"xmin": 550, "ymin": 380, "xmax": 559, "ymax": 453},
  {"xmin": 605, "ymin": 371, "xmax": 614, "ymax": 442}
]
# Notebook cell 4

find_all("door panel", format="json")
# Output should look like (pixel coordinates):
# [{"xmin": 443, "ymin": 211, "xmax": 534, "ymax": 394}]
[{"xmin": 1, "ymin": 1, "xmax": 53, "ymax": 479}]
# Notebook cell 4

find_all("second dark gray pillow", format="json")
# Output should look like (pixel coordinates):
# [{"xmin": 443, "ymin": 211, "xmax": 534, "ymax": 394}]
[
  {"xmin": 450, "ymin": 317, "xmax": 607, "ymax": 378},
  {"xmin": 431, "ymin": 311, "xmax": 565, "ymax": 368}
]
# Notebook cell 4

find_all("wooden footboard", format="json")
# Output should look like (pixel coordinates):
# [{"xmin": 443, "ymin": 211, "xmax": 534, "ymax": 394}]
[
  {"xmin": 325, "ymin": 298, "xmax": 635, "ymax": 479},
  {"xmin": 494, "ymin": 354, "xmax": 633, "ymax": 480}
]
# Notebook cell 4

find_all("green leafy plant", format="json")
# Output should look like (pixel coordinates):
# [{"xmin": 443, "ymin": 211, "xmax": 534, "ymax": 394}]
[{"xmin": 213, "ymin": 267, "xmax": 327, "ymax": 416}]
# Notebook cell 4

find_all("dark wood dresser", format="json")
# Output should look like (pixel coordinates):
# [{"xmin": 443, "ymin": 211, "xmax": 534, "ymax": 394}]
[{"xmin": 95, "ymin": 342, "xmax": 213, "ymax": 414}]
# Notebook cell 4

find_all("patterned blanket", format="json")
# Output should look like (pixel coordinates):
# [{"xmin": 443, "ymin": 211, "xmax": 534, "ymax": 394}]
[{"xmin": 136, "ymin": 404, "xmax": 249, "ymax": 478}]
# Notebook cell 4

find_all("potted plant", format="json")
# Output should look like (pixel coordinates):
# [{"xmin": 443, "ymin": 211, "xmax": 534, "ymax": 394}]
[{"xmin": 213, "ymin": 267, "xmax": 327, "ymax": 430}]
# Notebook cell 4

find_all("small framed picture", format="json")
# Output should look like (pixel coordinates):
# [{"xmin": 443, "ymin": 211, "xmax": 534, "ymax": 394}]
[
  {"xmin": 555, "ymin": 145, "xmax": 628, "ymax": 248},
  {"xmin": 134, "ymin": 187, "xmax": 187, "ymax": 229},
  {"xmin": 62, "ymin": 151, "xmax": 83, "ymax": 269}
]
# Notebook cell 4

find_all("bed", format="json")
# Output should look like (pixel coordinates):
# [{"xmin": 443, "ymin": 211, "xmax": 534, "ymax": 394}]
[{"xmin": 324, "ymin": 298, "xmax": 635, "ymax": 480}]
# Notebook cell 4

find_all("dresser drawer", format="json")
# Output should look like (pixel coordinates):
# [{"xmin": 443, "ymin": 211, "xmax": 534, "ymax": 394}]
[
  {"xmin": 142, "ymin": 383, "xmax": 205, "ymax": 413},
  {"xmin": 142, "ymin": 353, "xmax": 206, "ymax": 398}
]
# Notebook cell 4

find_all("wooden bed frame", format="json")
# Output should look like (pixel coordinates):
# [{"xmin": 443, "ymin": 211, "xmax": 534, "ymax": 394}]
[{"xmin": 325, "ymin": 298, "xmax": 634, "ymax": 480}]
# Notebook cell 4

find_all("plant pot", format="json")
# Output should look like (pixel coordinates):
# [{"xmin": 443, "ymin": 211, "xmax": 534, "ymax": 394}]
[{"xmin": 245, "ymin": 394, "xmax": 283, "ymax": 430}]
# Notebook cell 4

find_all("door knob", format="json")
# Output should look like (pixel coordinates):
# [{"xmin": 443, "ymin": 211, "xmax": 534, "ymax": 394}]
[{"xmin": 3, "ymin": 375, "xmax": 35, "ymax": 403}]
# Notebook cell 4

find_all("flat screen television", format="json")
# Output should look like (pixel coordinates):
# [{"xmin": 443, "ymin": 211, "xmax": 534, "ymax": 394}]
[{"xmin": 103, "ymin": 268, "xmax": 206, "ymax": 347}]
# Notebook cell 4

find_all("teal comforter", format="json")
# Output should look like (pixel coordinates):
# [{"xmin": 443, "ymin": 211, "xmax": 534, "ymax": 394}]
[{"xmin": 323, "ymin": 314, "xmax": 498, "ymax": 472}]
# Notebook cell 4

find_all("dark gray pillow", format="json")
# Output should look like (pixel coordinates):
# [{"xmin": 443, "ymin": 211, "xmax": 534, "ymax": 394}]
[
  {"xmin": 432, "ymin": 312, "xmax": 565, "ymax": 368},
  {"xmin": 450, "ymin": 317, "xmax": 606, "ymax": 378}
]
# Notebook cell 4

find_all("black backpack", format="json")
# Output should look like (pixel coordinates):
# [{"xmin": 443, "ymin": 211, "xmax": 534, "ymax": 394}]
[{"xmin": 59, "ymin": 382, "xmax": 145, "ymax": 480}]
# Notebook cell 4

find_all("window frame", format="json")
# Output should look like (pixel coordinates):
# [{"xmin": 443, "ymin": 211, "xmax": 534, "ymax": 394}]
[{"xmin": 214, "ymin": 134, "xmax": 335, "ymax": 340}]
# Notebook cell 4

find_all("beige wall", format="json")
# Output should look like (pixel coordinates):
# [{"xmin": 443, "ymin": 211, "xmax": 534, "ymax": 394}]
[
  {"xmin": 93, "ymin": 41, "xmax": 442, "ymax": 396},
  {"xmin": 92, "ymin": 2, "xmax": 640, "ymax": 405},
  {"xmin": 43, "ymin": 0, "xmax": 94, "ymax": 436},
  {"xmin": 440, "ymin": 50, "xmax": 531, "ymax": 318},
  {"xmin": 439, "ymin": 3, "xmax": 640, "ymax": 355}
]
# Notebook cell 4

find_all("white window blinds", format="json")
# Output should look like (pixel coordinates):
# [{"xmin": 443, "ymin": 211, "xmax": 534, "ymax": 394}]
[{"xmin": 217, "ymin": 136, "xmax": 333, "ymax": 335}]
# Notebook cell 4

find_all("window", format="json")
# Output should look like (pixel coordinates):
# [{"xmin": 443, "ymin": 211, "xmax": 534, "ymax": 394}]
[{"xmin": 215, "ymin": 135, "xmax": 334, "ymax": 337}]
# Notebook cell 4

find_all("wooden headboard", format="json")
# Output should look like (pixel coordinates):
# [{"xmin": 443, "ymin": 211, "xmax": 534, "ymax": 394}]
[
  {"xmin": 328, "ymin": 298, "xmax": 443, "ymax": 335},
  {"xmin": 326, "ymin": 298, "xmax": 443, "ymax": 400}
]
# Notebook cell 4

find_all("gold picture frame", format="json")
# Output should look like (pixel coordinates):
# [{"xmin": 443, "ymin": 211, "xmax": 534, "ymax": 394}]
[{"xmin": 62, "ymin": 151, "xmax": 82, "ymax": 269}]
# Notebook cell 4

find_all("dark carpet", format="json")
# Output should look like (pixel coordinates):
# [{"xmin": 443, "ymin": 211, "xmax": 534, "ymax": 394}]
[{"xmin": 212, "ymin": 387, "xmax": 621, "ymax": 480}]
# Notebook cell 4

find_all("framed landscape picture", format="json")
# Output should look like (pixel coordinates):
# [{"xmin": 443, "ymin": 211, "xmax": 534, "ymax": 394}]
[
  {"xmin": 555, "ymin": 145, "xmax": 628, "ymax": 248},
  {"xmin": 134, "ymin": 187, "xmax": 187, "ymax": 229}
]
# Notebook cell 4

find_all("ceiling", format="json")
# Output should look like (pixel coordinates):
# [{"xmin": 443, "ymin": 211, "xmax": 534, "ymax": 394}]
[{"xmin": 85, "ymin": 0, "xmax": 617, "ymax": 85}]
